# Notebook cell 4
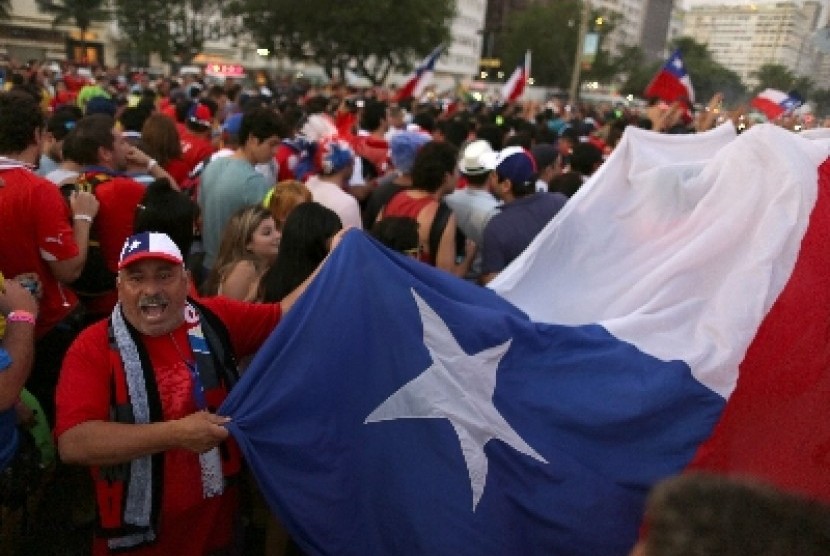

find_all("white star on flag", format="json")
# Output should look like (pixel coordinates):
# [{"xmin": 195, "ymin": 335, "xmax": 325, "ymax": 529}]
[{"xmin": 365, "ymin": 289, "xmax": 547, "ymax": 510}]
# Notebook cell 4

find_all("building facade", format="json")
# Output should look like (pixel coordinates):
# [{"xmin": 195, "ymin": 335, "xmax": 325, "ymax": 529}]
[
  {"xmin": 680, "ymin": 0, "xmax": 828, "ymax": 88},
  {"xmin": 0, "ymin": 0, "xmax": 115, "ymax": 66}
]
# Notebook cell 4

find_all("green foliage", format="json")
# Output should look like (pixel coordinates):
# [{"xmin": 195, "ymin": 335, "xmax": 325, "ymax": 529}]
[
  {"xmin": 810, "ymin": 88, "xmax": 830, "ymax": 116},
  {"xmin": 670, "ymin": 36, "xmax": 746, "ymax": 104},
  {"xmin": 113, "ymin": 0, "xmax": 172, "ymax": 63},
  {"xmin": 620, "ymin": 37, "xmax": 746, "ymax": 105},
  {"xmin": 497, "ymin": 0, "xmax": 581, "ymax": 89},
  {"xmin": 35, "ymin": 0, "xmax": 110, "ymax": 34},
  {"xmin": 229, "ymin": 0, "xmax": 454, "ymax": 85},
  {"xmin": 114, "ymin": 0, "xmax": 239, "ymax": 65},
  {"xmin": 616, "ymin": 46, "xmax": 661, "ymax": 97},
  {"xmin": 751, "ymin": 63, "xmax": 814, "ymax": 99}
]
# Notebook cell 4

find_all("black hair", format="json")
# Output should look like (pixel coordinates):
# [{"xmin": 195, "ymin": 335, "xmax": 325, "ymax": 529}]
[
  {"xmin": 46, "ymin": 105, "xmax": 83, "ymax": 141},
  {"xmin": 360, "ymin": 100, "xmax": 387, "ymax": 132},
  {"xmin": 371, "ymin": 217, "xmax": 419, "ymax": 253},
  {"xmin": 239, "ymin": 106, "xmax": 284, "ymax": 144},
  {"xmin": 66, "ymin": 113, "xmax": 115, "ymax": 165},
  {"xmin": 411, "ymin": 141, "xmax": 458, "ymax": 193},
  {"xmin": 0, "ymin": 91, "xmax": 44, "ymax": 155},
  {"xmin": 133, "ymin": 178, "xmax": 198, "ymax": 259},
  {"xmin": 119, "ymin": 107, "xmax": 149, "ymax": 133},
  {"xmin": 570, "ymin": 142, "xmax": 603, "ymax": 176},
  {"xmin": 259, "ymin": 202, "xmax": 342, "ymax": 302}
]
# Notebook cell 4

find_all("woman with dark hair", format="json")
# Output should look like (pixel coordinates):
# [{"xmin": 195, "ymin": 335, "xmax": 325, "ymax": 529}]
[
  {"xmin": 140, "ymin": 113, "xmax": 190, "ymax": 185},
  {"xmin": 259, "ymin": 202, "xmax": 342, "ymax": 303}
]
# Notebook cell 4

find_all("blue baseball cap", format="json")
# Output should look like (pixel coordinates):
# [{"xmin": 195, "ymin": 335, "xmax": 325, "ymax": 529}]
[{"xmin": 480, "ymin": 146, "xmax": 537, "ymax": 187}]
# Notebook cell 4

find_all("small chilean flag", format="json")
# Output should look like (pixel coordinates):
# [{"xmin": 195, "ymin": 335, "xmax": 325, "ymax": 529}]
[
  {"xmin": 394, "ymin": 45, "xmax": 444, "ymax": 102},
  {"xmin": 502, "ymin": 51, "xmax": 530, "ymax": 103},
  {"xmin": 644, "ymin": 49, "xmax": 695, "ymax": 105},
  {"xmin": 751, "ymin": 89, "xmax": 804, "ymax": 120}
]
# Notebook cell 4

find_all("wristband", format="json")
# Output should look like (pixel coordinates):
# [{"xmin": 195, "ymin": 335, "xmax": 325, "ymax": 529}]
[
  {"xmin": 73, "ymin": 214, "xmax": 93, "ymax": 223},
  {"xmin": 7, "ymin": 310, "xmax": 36, "ymax": 326},
  {"xmin": 147, "ymin": 158, "xmax": 158, "ymax": 172}
]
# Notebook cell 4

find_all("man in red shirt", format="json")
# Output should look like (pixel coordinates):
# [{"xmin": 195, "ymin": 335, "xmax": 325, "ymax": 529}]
[
  {"xmin": 55, "ymin": 231, "xmax": 334, "ymax": 555},
  {"xmin": 0, "ymin": 90, "xmax": 99, "ymax": 423},
  {"xmin": 179, "ymin": 101, "xmax": 217, "ymax": 175},
  {"xmin": 69, "ymin": 114, "xmax": 176, "ymax": 319}
]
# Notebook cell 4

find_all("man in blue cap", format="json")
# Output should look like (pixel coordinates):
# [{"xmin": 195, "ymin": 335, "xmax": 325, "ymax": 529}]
[{"xmin": 479, "ymin": 146, "xmax": 568, "ymax": 284}]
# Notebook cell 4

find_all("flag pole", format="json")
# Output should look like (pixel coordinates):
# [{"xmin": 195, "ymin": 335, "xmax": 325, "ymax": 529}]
[
  {"xmin": 525, "ymin": 49, "xmax": 532, "ymax": 100},
  {"xmin": 568, "ymin": 0, "xmax": 590, "ymax": 105}
]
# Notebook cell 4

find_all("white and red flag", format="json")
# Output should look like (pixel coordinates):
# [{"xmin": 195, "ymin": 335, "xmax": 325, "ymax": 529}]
[{"xmin": 394, "ymin": 45, "xmax": 444, "ymax": 102}]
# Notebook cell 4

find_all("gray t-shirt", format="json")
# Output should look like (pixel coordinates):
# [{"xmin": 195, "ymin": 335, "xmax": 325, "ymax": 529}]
[{"xmin": 198, "ymin": 156, "xmax": 270, "ymax": 269}]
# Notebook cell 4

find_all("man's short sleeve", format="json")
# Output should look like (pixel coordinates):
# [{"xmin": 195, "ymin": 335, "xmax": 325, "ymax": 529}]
[
  {"xmin": 35, "ymin": 181, "xmax": 78, "ymax": 262},
  {"xmin": 54, "ymin": 324, "xmax": 113, "ymax": 438}
]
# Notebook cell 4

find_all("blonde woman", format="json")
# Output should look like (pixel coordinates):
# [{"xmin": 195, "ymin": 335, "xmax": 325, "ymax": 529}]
[
  {"xmin": 265, "ymin": 179, "xmax": 312, "ymax": 229},
  {"xmin": 203, "ymin": 205, "xmax": 279, "ymax": 301}
]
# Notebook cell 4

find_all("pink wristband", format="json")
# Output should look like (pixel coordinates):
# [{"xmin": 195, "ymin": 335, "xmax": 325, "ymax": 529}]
[{"xmin": 7, "ymin": 310, "xmax": 36, "ymax": 325}]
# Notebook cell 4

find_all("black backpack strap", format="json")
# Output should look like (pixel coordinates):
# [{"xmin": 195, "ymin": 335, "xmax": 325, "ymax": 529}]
[
  {"xmin": 363, "ymin": 183, "xmax": 404, "ymax": 229},
  {"xmin": 428, "ymin": 201, "xmax": 453, "ymax": 266}
]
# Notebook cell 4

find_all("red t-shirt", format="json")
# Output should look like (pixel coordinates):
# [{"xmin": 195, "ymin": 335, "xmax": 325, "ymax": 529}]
[
  {"xmin": 163, "ymin": 157, "xmax": 190, "ymax": 185},
  {"xmin": 180, "ymin": 130, "xmax": 215, "ymax": 175},
  {"xmin": 275, "ymin": 143, "xmax": 300, "ymax": 182},
  {"xmin": 82, "ymin": 174, "xmax": 147, "ymax": 317},
  {"xmin": 55, "ymin": 296, "xmax": 282, "ymax": 556},
  {"xmin": 0, "ymin": 167, "xmax": 79, "ymax": 337}
]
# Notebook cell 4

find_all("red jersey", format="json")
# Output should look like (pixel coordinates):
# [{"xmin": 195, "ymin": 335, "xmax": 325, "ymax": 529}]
[
  {"xmin": 0, "ymin": 166, "xmax": 79, "ymax": 337},
  {"xmin": 180, "ymin": 130, "xmax": 215, "ymax": 175},
  {"xmin": 56, "ymin": 296, "xmax": 282, "ymax": 556},
  {"xmin": 80, "ymin": 172, "xmax": 147, "ymax": 316}
]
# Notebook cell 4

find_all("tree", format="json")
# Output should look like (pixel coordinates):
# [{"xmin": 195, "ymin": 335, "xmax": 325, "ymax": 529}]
[
  {"xmin": 114, "ymin": 0, "xmax": 239, "ymax": 66},
  {"xmin": 168, "ymin": 1, "xmax": 239, "ymax": 66},
  {"xmin": 113, "ymin": 0, "xmax": 172, "ymax": 65},
  {"xmin": 35, "ymin": 0, "xmax": 111, "ymax": 63},
  {"xmin": 668, "ymin": 37, "xmax": 746, "ymax": 104},
  {"xmin": 750, "ymin": 63, "xmax": 814, "ymax": 99},
  {"xmin": 616, "ymin": 46, "xmax": 661, "ymax": 97},
  {"xmin": 621, "ymin": 37, "xmax": 746, "ymax": 105},
  {"xmin": 231, "ymin": 0, "xmax": 454, "ymax": 85},
  {"xmin": 498, "ymin": 0, "xmax": 581, "ymax": 89}
]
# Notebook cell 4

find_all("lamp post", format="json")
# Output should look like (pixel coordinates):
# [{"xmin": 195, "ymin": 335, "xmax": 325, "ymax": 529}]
[{"xmin": 568, "ymin": 0, "xmax": 591, "ymax": 104}]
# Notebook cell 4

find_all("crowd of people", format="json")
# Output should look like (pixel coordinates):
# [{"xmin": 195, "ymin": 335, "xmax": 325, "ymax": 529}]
[{"xmin": 0, "ymin": 58, "xmax": 829, "ymax": 555}]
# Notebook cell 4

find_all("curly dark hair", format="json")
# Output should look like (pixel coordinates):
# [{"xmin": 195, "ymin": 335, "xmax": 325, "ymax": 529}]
[
  {"xmin": 0, "ymin": 91, "xmax": 45, "ymax": 155},
  {"xmin": 411, "ymin": 141, "xmax": 458, "ymax": 193}
]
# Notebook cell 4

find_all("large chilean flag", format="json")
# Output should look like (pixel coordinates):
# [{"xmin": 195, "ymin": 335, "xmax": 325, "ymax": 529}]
[{"xmin": 221, "ymin": 123, "xmax": 830, "ymax": 555}]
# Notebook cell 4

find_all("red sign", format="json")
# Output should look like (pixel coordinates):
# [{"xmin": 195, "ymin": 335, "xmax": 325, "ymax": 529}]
[{"xmin": 205, "ymin": 64, "xmax": 246, "ymax": 78}]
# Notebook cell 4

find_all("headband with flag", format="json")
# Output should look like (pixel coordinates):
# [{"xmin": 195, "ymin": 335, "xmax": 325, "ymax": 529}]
[
  {"xmin": 394, "ymin": 45, "xmax": 444, "ymax": 102},
  {"xmin": 750, "ymin": 89, "xmax": 804, "ymax": 120},
  {"xmin": 644, "ymin": 49, "xmax": 695, "ymax": 105}
]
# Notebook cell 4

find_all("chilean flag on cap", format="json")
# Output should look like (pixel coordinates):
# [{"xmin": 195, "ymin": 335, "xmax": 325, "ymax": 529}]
[
  {"xmin": 394, "ymin": 45, "xmax": 444, "ymax": 102},
  {"xmin": 751, "ymin": 89, "xmax": 804, "ymax": 120},
  {"xmin": 644, "ymin": 49, "xmax": 695, "ymax": 105},
  {"xmin": 118, "ymin": 232, "xmax": 184, "ymax": 270}
]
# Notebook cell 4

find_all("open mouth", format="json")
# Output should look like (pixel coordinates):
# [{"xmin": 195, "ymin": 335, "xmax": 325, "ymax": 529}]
[{"xmin": 139, "ymin": 300, "xmax": 169, "ymax": 319}]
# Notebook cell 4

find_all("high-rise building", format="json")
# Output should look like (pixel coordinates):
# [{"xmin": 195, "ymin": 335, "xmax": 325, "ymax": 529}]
[
  {"xmin": 680, "ymin": 0, "xmax": 828, "ymax": 88},
  {"xmin": 592, "ymin": 0, "xmax": 678, "ymax": 60}
]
